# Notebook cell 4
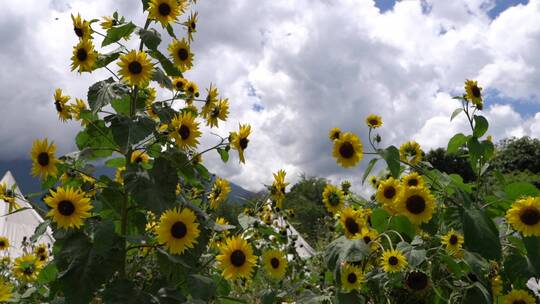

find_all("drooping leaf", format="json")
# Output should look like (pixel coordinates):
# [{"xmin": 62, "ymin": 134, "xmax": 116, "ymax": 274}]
[
  {"xmin": 138, "ymin": 28, "xmax": 161, "ymax": 50},
  {"xmin": 149, "ymin": 50, "xmax": 183, "ymax": 77},
  {"xmin": 102, "ymin": 22, "xmax": 136, "ymax": 47},
  {"xmin": 450, "ymin": 108, "xmax": 463, "ymax": 121},
  {"xmin": 75, "ymin": 120, "xmax": 117, "ymax": 159},
  {"xmin": 152, "ymin": 67, "xmax": 173, "ymax": 90},
  {"xmin": 217, "ymin": 148, "xmax": 229, "ymax": 163},
  {"xmin": 523, "ymin": 236, "xmax": 540, "ymax": 276},
  {"xmin": 381, "ymin": 146, "xmax": 400, "ymax": 178},
  {"xmin": 473, "ymin": 115, "xmax": 489, "ymax": 138},
  {"xmin": 462, "ymin": 207, "xmax": 501, "ymax": 261},
  {"xmin": 87, "ymin": 78, "xmax": 130, "ymax": 114},
  {"xmin": 361, "ymin": 157, "xmax": 379, "ymax": 184},
  {"xmin": 110, "ymin": 115, "xmax": 155, "ymax": 151},
  {"xmin": 447, "ymin": 133, "xmax": 468, "ymax": 154}
]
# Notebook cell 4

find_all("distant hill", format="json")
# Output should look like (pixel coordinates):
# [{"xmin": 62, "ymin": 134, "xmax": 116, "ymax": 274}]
[{"xmin": 0, "ymin": 160, "xmax": 256, "ymax": 204}]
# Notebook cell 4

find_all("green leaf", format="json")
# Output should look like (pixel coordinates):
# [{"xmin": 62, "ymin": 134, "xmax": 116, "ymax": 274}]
[
  {"xmin": 361, "ymin": 158, "xmax": 379, "ymax": 184},
  {"xmin": 473, "ymin": 115, "xmax": 489, "ymax": 137},
  {"xmin": 125, "ymin": 157, "xmax": 179, "ymax": 214},
  {"xmin": 37, "ymin": 263, "xmax": 58, "ymax": 284},
  {"xmin": 450, "ymin": 108, "xmax": 463, "ymax": 121},
  {"xmin": 187, "ymin": 275, "xmax": 216, "ymax": 300},
  {"xmin": 88, "ymin": 78, "xmax": 130, "ymax": 114},
  {"xmin": 467, "ymin": 136, "xmax": 482, "ymax": 172},
  {"xmin": 102, "ymin": 22, "xmax": 136, "ymax": 47},
  {"xmin": 138, "ymin": 28, "xmax": 161, "ymax": 50},
  {"xmin": 371, "ymin": 208, "xmax": 390, "ymax": 233},
  {"xmin": 447, "ymin": 133, "xmax": 468, "ymax": 154},
  {"xmin": 30, "ymin": 219, "xmax": 51, "ymax": 243},
  {"xmin": 110, "ymin": 115, "xmax": 155, "ymax": 151},
  {"xmin": 504, "ymin": 182, "xmax": 540, "ymax": 200},
  {"xmin": 103, "ymin": 279, "xmax": 147, "ymax": 304},
  {"xmin": 75, "ymin": 120, "xmax": 116, "ymax": 159},
  {"xmin": 95, "ymin": 50, "xmax": 121, "ymax": 69},
  {"xmin": 55, "ymin": 223, "xmax": 123, "ymax": 304},
  {"xmin": 110, "ymin": 95, "xmax": 131, "ymax": 116},
  {"xmin": 324, "ymin": 236, "xmax": 369, "ymax": 272},
  {"xmin": 152, "ymin": 67, "xmax": 173, "ymax": 90},
  {"xmin": 217, "ymin": 148, "xmax": 229, "ymax": 163},
  {"xmin": 166, "ymin": 24, "xmax": 176, "ymax": 38},
  {"xmin": 389, "ymin": 215, "xmax": 416, "ymax": 240},
  {"xmin": 523, "ymin": 236, "xmax": 540, "ymax": 276},
  {"xmin": 381, "ymin": 146, "xmax": 400, "ymax": 178},
  {"xmin": 238, "ymin": 213, "xmax": 257, "ymax": 229},
  {"xmin": 105, "ymin": 157, "xmax": 126, "ymax": 168},
  {"xmin": 462, "ymin": 282, "xmax": 491, "ymax": 304},
  {"xmin": 149, "ymin": 50, "xmax": 182, "ymax": 77},
  {"xmin": 462, "ymin": 207, "xmax": 501, "ymax": 260}
]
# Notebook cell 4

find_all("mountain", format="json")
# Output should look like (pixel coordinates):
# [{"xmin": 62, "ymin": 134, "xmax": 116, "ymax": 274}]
[{"xmin": 0, "ymin": 160, "xmax": 256, "ymax": 204}]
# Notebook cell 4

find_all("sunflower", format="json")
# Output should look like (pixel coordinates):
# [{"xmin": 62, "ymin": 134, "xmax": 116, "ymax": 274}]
[
  {"xmin": 262, "ymin": 249, "xmax": 288, "ymax": 280},
  {"xmin": 100, "ymin": 16, "xmax": 118, "ymax": 30},
  {"xmin": 375, "ymin": 177, "xmax": 401, "ymax": 209},
  {"xmin": 30, "ymin": 138, "xmax": 59, "ymax": 178},
  {"xmin": 395, "ymin": 186, "xmax": 436, "ymax": 225},
  {"xmin": 217, "ymin": 236, "xmax": 257, "ymax": 280},
  {"xmin": 339, "ymin": 207, "xmax": 365, "ymax": 239},
  {"xmin": 13, "ymin": 254, "xmax": 43, "ymax": 283},
  {"xmin": 405, "ymin": 271, "xmax": 429, "ymax": 292},
  {"xmin": 71, "ymin": 14, "xmax": 91, "ymax": 40},
  {"xmin": 322, "ymin": 184, "xmax": 345, "ymax": 214},
  {"xmin": 131, "ymin": 150, "xmax": 150, "ymax": 164},
  {"xmin": 53, "ymin": 88, "xmax": 72, "ymax": 122},
  {"xmin": 464, "ymin": 79, "xmax": 483, "ymax": 109},
  {"xmin": 148, "ymin": 0, "xmax": 185, "ymax": 27},
  {"xmin": 503, "ymin": 289, "xmax": 536, "ymax": 304},
  {"xmin": 157, "ymin": 208, "xmax": 200, "ymax": 255},
  {"xmin": 71, "ymin": 98, "xmax": 88, "ymax": 124},
  {"xmin": 365, "ymin": 114, "xmax": 383, "ymax": 128},
  {"xmin": 402, "ymin": 172, "xmax": 425, "ymax": 189},
  {"xmin": 270, "ymin": 170, "xmax": 288, "ymax": 209},
  {"xmin": 71, "ymin": 39, "xmax": 97, "ymax": 73},
  {"xmin": 201, "ymin": 84, "xmax": 219, "ymax": 118},
  {"xmin": 0, "ymin": 183, "xmax": 20, "ymax": 213},
  {"xmin": 115, "ymin": 166, "xmax": 126, "ymax": 184},
  {"xmin": 206, "ymin": 98, "xmax": 230, "ymax": 128},
  {"xmin": 368, "ymin": 176, "xmax": 379, "ymax": 189},
  {"xmin": 182, "ymin": 11, "xmax": 198, "ymax": 42},
  {"xmin": 359, "ymin": 227, "xmax": 378, "ymax": 251},
  {"xmin": 170, "ymin": 112, "xmax": 201, "ymax": 149},
  {"xmin": 441, "ymin": 229, "xmax": 464, "ymax": 254},
  {"xmin": 117, "ymin": 50, "xmax": 154, "ymax": 87},
  {"xmin": 230, "ymin": 124, "xmax": 251, "ymax": 163},
  {"xmin": 491, "ymin": 275, "xmax": 503, "ymax": 297},
  {"xmin": 400, "ymin": 141, "xmax": 423, "ymax": 165},
  {"xmin": 0, "ymin": 279, "xmax": 12, "ymax": 302},
  {"xmin": 209, "ymin": 178, "xmax": 231, "ymax": 210},
  {"xmin": 506, "ymin": 196, "xmax": 540, "ymax": 237},
  {"xmin": 341, "ymin": 264, "xmax": 364, "ymax": 292},
  {"xmin": 44, "ymin": 187, "xmax": 92, "ymax": 229},
  {"xmin": 168, "ymin": 38, "xmax": 194, "ymax": 72},
  {"xmin": 0, "ymin": 237, "xmax": 9, "ymax": 251},
  {"xmin": 34, "ymin": 243, "xmax": 49, "ymax": 262},
  {"xmin": 380, "ymin": 249, "xmax": 408, "ymax": 273},
  {"xmin": 185, "ymin": 81, "xmax": 200, "ymax": 99},
  {"xmin": 172, "ymin": 77, "xmax": 188, "ymax": 92},
  {"xmin": 329, "ymin": 128, "xmax": 341, "ymax": 141},
  {"xmin": 332, "ymin": 132, "xmax": 363, "ymax": 168}
]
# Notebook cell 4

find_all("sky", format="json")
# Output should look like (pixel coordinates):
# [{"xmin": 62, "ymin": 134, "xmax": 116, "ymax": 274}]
[{"xmin": 0, "ymin": 0, "xmax": 539, "ymax": 194}]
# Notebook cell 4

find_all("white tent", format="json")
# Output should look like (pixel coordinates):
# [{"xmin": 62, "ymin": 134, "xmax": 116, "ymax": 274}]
[
  {"xmin": 0, "ymin": 171, "xmax": 54, "ymax": 257},
  {"xmin": 275, "ymin": 215, "xmax": 316, "ymax": 258}
]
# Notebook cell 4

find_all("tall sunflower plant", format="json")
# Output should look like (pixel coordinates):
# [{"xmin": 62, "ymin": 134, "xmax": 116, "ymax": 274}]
[
  {"xmin": 312, "ymin": 80, "xmax": 540, "ymax": 303},
  {"xmin": 0, "ymin": 0, "xmax": 262, "ymax": 302}
]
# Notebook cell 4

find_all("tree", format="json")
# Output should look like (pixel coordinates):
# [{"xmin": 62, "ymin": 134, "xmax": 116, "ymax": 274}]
[
  {"xmin": 491, "ymin": 136, "xmax": 540, "ymax": 174},
  {"xmin": 425, "ymin": 148, "xmax": 475, "ymax": 182}
]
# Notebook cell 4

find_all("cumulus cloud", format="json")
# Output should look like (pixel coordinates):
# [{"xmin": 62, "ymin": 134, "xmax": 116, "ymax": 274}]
[{"xmin": 1, "ymin": 0, "xmax": 540, "ymax": 194}]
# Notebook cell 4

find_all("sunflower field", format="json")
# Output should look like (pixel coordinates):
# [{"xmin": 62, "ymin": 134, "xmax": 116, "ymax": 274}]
[{"xmin": 0, "ymin": 0, "xmax": 539, "ymax": 303}]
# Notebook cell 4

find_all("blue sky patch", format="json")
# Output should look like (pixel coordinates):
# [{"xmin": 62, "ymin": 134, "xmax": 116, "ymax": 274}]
[{"xmin": 488, "ymin": 0, "xmax": 529, "ymax": 19}]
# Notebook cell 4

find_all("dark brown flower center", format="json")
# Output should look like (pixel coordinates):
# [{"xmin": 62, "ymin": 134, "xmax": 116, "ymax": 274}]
[
  {"xmin": 37, "ymin": 152, "xmax": 50, "ymax": 167},
  {"xmin": 512, "ymin": 301, "xmax": 527, "ymax": 304},
  {"xmin": 449, "ymin": 234, "xmax": 458, "ymax": 245},
  {"xmin": 179, "ymin": 125, "xmax": 190, "ymax": 140},
  {"xmin": 135, "ymin": 157, "xmax": 143, "ymax": 163},
  {"xmin": 128, "ymin": 61, "xmax": 143, "ymax": 74},
  {"xmin": 369, "ymin": 119, "xmax": 378, "ymax": 126},
  {"xmin": 0, "ymin": 241, "xmax": 5, "ymax": 247},
  {"xmin": 239, "ymin": 137, "xmax": 249, "ymax": 150},
  {"xmin": 177, "ymin": 48, "xmax": 189, "ymax": 61},
  {"xmin": 345, "ymin": 217, "xmax": 360, "ymax": 235},
  {"xmin": 363, "ymin": 236, "xmax": 371, "ymax": 244},
  {"xmin": 347, "ymin": 273, "xmax": 357, "ymax": 283},
  {"xmin": 328, "ymin": 192, "xmax": 341, "ymax": 206},
  {"xmin": 230, "ymin": 249, "xmax": 246, "ymax": 267},
  {"xmin": 74, "ymin": 27, "xmax": 83, "ymax": 37},
  {"xmin": 175, "ymin": 81, "xmax": 184, "ymax": 90},
  {"xmin": 383, "ymin": 186, "xmax": 396, "ymax": 199},
  {"xmin": 408, "ymin": 179, "xmax": 418, "ymax": 187},
  {"xmin": 77, "ymin": 48, "xmax": 88, "ymax": 61},
  {"xmin": 270, "ymin": 257, "xmax": 280, "ymax": 269},
  {"xmin": 406, "ymin": 195, "xmax": 426, "ymax": 214},
  {"xmin": 388, "ymin": 256, "xmax": 399, "ymax": 266},
  {"xmin": 406, "ymin": 271, "xmax": 428, "ymax": 291},
  {"xmin": 190, "ymin": 21, "xmax": 196, "ymax": 30},
  {"xmin": 471, "ymin": 85, "xmax": 481, "ymax": 98},
  {"xmin": 520, "ymin": 206, "xmax": 540, "ymax": 226},
  {"xmin": 170, "ymin": 221, "xmax": 187, "ymax": 239},
  {"xmin": 158, "ymin": 3, "xmax": 171, "ymax": 16},
  {"xmin": 23, "ymin": 267, "xmax": 34, "ymax": 275},
  {"xmin": 58, "ymin": 200, "xmax": 75, "ymax": 216},
  {"xmin": 339, "ymin": 142, "xmax": 354, "ymax": 159},
  {"xmin": 332, "ymin": 131, "xmax": 340, "ymax": 140},
  {"xmin": 55, "ymin": 100, "xmax": 63, "ymax": 113}
]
